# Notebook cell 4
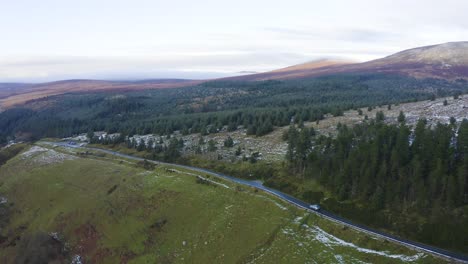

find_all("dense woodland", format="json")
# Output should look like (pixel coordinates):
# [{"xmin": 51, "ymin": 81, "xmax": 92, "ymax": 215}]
[
  {"xmin": 1, "ymin": 74, "xmax": 467, "ymax": 143},
  {"xmin": 274, "ymin": 115, "xmax": 468, "ymax": 253},
  {"xmin": 90, "ymin": 113, "xmax": 468, "ymax": 253}
]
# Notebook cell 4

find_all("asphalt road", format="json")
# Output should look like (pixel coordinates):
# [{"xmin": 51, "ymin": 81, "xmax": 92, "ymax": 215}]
[{"xmin": 47, "ymin": 141, "xmax": 468, "ymax": 263}]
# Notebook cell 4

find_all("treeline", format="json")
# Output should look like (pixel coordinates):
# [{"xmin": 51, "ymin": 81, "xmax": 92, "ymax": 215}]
[
  {"xmin": 281, "ymin": 116, "xmax": 468, "ymax": 253},
  {"xmin": 91, "ymin": 133, "xmax": 184, "ymax": 163},
  {"xmin": 1, "ymin": 74, "xmax": 467, "ymax": 143},
  {"xmin": 300, "ymin": 118, "xmax": 468, "ymax": 209}
]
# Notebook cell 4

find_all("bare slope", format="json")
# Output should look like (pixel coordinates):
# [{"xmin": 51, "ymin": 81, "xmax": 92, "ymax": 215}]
[
  {"xmin": 0, "ymin": 79, "xmax": 202, "ymax": 109},
  {"xmin": 2, "ymin": 42, "xmax": 468, "ymax": 109},
  {"xmin": 229, "ymin": 42, "xmax": 468, "ymax": 81},
  {"xmin": 223, "ymin": 59, "xmax": 352, "ymax": 81}
]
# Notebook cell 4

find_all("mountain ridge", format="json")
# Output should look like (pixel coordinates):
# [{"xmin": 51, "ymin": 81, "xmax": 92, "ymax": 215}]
[
  {"xmin": 228, "ymin": 41, "xmax": 468, "ymax": 81},
  {"xmin": 1, "ymin": 42, "xmax": 468, "ymax": 109}
]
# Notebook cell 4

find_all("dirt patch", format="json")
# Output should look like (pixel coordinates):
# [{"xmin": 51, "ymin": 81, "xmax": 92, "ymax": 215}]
[{"xmin": 73, "ymin": 223, "xmax": 100, "ymax": 258}]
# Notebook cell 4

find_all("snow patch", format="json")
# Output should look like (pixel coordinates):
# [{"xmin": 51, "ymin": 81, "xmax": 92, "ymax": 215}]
[
  {"xmin": 335, "ymin": 254, "xmax": 345, "ymax": 264},
  {"xmin": 21, "ymin": 146, "xmax": 76, "ymax": 165},
  {"xmin": 71, "ymin": 255, "xmax": 83, "ymax": 264},
  {"xmin": 310, "ymin": 225, "xmax": 424, "ymax": 262},
  {"xmin": 293, "ymin": 216, "xmax": 304, "ymax": 224},
  {"xmin": 20, "ymin": 146, "xmax": 48, "ymax": 158}
]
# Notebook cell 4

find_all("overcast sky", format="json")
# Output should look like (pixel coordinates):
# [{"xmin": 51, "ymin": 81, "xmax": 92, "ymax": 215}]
[{"xmin": 1, "ymin": 0, "xmax": 467, "ymax": 82}]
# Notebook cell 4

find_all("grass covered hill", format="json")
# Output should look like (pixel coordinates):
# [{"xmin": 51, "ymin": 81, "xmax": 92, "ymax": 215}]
[{"xmin": 0, "ymin": 143, "xmax": 442, "ymax": 263}]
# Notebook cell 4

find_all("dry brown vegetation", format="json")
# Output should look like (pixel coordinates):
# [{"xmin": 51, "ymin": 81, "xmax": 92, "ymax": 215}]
[
  {"xmin": 2, "ymin": 42, "xmax": 468, "ymax": 110},
  {"xmin": 0, "ymin": 79, "xmax": 202, "ymax": 109},
  {"xmin": 224, "ymin": 42, "xmax": 468, "ymax": 81}
]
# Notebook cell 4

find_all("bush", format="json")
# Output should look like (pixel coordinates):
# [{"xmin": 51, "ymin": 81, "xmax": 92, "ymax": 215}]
[
  {"xmin": 136, "ymin": 159, "xmax": 156, "ymax": 170},
  {"xmin": 0, "ymin": 144, "xmax": 27, "ymax": 167},
  {"xmin": 223, "ymin": 136, "xmax": 234, "ymax": 148}
]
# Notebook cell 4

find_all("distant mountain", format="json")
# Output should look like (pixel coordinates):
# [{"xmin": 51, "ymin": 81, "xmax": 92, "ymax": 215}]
[
  {"xmin": 223, "ymin": 59, "xmax": 352, "ymax": 81},
  {"xmin": 336, "ymin": 41, "xmax": 468, "ymax": 79},
  {"xmin": 2, "ymin": 42, "xmax": 468, "ymax": 109},
  {"xmin": 0, "ymin": 79, "xmax": 202, "ymax": 109},
  {"xmin": 229, "ymin": 42, "xmax": 468, "ymax": 81},
  {"xmin": 0, "ymin": 83, "xmax": 31, "ymax": 99}
]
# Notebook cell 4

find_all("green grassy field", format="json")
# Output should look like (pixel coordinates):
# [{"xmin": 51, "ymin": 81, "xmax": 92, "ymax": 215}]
[{"xmin": 0, "ymin": 144, "xmax": 444, "ymax": 263}]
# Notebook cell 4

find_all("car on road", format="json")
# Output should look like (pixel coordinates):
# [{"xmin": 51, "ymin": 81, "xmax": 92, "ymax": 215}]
[{"xmin": 309, "ymin": 204, "xmax": 321, "ymax": 211}]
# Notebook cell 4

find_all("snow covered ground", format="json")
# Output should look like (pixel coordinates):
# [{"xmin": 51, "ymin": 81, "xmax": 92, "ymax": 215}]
[
  {"xmin": 20, "ymin": 145, "xmax": 76, "ymax": 165},
  {"xmin": 280, "ymin": 214, "xmax": 428, "ymax": 263}
]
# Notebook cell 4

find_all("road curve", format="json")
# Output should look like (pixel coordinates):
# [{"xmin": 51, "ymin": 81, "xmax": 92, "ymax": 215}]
[{"xmin": 47, "ymin": 142, "xmax": 468, "ymax": 263}]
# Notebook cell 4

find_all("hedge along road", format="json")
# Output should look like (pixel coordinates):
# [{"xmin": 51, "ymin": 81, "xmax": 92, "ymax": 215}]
[{"xmin": 44, "ymin": 141, "xmax": 468, "ymax": 263}]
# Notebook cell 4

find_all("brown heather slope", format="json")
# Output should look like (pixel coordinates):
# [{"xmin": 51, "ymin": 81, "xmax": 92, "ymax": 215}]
[
  {"xmin": 334, "ymin": 41, "xmax": 468, "ymax": 79},
  {"xmin": 226, "ymin": 41, "xmax": 468, "ymax": 81},
  {"xmin": 223, "ymin": 59, "xmax": 352, "ymax": 81},
  {"xmin": 0, "ymin": 79, "xmax": 203, "ymax": 109},
  {"xmin": 0, "ymin": 83, "xmax": 31, "ymax": 99},
  {"xmin": 2, "ymin": 42, "xmax": 468, "ymax": 109}
]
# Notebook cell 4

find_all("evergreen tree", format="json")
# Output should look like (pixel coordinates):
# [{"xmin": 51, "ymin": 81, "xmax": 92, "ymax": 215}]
[
  {"xmin": 286, "ymin": 125, "xmax": 299, "ymax": 163},
  {"xmin": 397, "ymin": 111, "xmax": 406, "ymax": 123},
  {"xmin": 164, "ymin": 138, "xmax": 181, "ymax": 161},
  {"xmin": 137, "ymin": 139, "xmax": 145, "ymax": 151},
  {"xmin": 375, "ymin": 111, "xmax": 385, "ymax": 122},
  {"xmin": 224, "ymin": 136, "xmax": 234, "ymax": 148},
  {"xmin": 198, "ymin": 136, "xmax": 205, "ymax": 145},
  {"xmin": 147, "ymin": 138, "xmax": 154, "ymax": 151},
  {"xmin": 235, "ymin": 146, "xmax": 242, "ymax": 156},
  {"xmin": 207, "ymin": 140, "xmax": 217, "ymax": 152}
]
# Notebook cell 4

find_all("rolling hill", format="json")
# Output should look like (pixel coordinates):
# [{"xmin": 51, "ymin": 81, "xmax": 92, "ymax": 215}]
[
  {"xmin": 1, "ymin": 42, "xmax": 468, "ymax": 109},
  {"xmin": 0, "ymin": 143, "xmax": 441, "ymax": 263},
  {"xmin": 230, "ymin": 42, "xmax": 468, "ymax": 81},
  {"xmin": 0, "ymin": 79, "xmax": 202, "ymax": 109},
  {"xmin": 224, "ymin": 59, "xmax": 353, "ymax": 81}
]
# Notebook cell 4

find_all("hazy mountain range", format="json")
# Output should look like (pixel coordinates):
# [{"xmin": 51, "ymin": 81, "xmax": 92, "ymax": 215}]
[{"xmin": 1, "ymin": 41, "xmax": 467, "ymax": 109}]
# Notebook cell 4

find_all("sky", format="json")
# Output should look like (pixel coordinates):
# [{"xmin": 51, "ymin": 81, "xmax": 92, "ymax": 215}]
[{"xmin": 0, "ymin": 0, "xmax": 467, "ymax": 82}]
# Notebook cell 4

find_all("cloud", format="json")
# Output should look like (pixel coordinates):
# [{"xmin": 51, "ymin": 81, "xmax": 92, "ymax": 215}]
[
  {"xmin": 1, "ymin": 0, "xmax": 468, "ymax": 81},
  {"xmin": 0, "ymin": 52, "xmax": 315, "ymax": 82},
  {"xmin": 264, "ymin": 27, "xmax": 400, "ymax": 43}
]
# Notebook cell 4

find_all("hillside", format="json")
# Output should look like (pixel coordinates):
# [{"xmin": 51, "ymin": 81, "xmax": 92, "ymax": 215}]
[
  {"xmin": 340, "ymin": 42, "xmax": 468, "ymax": 79},
  {"xmin": 228, "ymin": 42, "xmax": 468, "ymax": 81},
  {"xmin": 2, "ymin": 42, "xmax": 468, "ymax": 109},
  {"xmin": 224, "ymin": 59, "xmax": 352, "ymax": 81},
  {"xmin": 0, "ymin": 79, "xmax": 202, "ymax": 109},
  {"xmin": 0, "ymin": 144, "xmax": 441, "ymax": 263}
]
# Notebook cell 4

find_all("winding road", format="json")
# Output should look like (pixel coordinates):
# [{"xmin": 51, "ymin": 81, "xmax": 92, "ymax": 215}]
[{"xmin": 47, "ymin": 141, "xmax": 468, "ymax": 263}]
